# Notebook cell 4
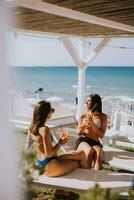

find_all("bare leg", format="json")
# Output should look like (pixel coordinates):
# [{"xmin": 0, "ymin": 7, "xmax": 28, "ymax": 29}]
[
  {"xmin": 58, "ymin": 150, "xmax": 88, "ymax": 168},
  {"xmin": 93, "ymin": 146, "xmax": 103, "ymax": 170},
  {"xmin": 45, "ymin": 159, "xmax": 79, "ymax": 177},
  {"xmin": 77, "ymin": 142, "xmax": 94, "ymax": 168}
]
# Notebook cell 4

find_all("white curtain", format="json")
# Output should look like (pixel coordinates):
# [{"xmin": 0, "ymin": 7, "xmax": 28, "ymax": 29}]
[{"xmin": 0, "ymin": 1, "xmax": 17, "ymax": 200}]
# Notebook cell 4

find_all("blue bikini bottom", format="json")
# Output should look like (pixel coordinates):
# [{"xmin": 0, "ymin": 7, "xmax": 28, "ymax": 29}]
[{"xmin": 38, "ymin": 157, "xmax": 59, "ymax": 168}]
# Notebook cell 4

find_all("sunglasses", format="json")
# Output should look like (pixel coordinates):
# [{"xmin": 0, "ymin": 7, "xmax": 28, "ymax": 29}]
[{"xmin": 50, "ymin": 108, "xmax": 55, "ymax": 113}]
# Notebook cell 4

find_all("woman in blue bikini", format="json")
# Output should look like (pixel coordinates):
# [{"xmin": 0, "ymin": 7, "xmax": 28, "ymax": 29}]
[{"xmin": 25, "ymin": 101, "xmax": 88, "ymax": 177}]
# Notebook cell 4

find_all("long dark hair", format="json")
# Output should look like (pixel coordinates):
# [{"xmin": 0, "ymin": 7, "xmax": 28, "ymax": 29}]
[
  {"xmin": 29, "ymin": 101, "xmax": 51, "ymax": 136},
  {"xmin": 89, "ymin": 94, "xmax": 102, "ymax": 113}
]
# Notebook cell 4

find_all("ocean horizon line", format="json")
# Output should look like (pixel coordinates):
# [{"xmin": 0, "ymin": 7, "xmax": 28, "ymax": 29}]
[{"xmin": 10, "ymin": 65, "xmax": 134, "ymax": 68}]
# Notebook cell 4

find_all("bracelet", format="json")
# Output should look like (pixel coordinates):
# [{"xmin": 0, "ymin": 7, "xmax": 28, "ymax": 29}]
[{"xmin": 26, "ymin": 139, "xmax": 34, "ymax": 146}]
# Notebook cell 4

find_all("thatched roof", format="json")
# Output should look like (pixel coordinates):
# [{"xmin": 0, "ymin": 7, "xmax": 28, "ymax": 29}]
[{"xmin": 11, "ymin": 0, "xmax": 134, "ymax": 37}]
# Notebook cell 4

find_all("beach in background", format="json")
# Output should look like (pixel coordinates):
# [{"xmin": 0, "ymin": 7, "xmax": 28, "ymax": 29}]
[{"xmin": 10, "ymin": 66, "xmax": 134, "ymax": 107}]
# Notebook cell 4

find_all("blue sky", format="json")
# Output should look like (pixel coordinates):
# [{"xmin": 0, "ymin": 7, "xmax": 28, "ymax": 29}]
[{"xmin": 8, "ymin": 33, "xmax": 134, "ymax": 67}]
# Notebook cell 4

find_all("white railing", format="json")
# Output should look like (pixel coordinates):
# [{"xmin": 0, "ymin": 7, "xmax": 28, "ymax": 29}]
[
  {"xmin": 102, "ymin": 97, "xmax": 134, "ymax": 129},
  {"xmin": 10, "ymin": 90, "xmax": 37, "ymax": 120}
]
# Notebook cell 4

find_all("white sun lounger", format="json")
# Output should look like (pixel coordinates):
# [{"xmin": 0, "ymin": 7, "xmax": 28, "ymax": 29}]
[
  {"xmin": 103, "ymin": 145, "xmax": 134, "ymax": 172},
  {"xmin": 33, "ymin": 125, "xmax": 134, "ymax": 193},
  {"xmin": 103, "ymin": 127, "xmax": 134, "ymax": 148},
  {"xmin": 34, "ymin": 133, "xmax": 134, "ymax": 193},
  {"xmin": 34, "ymin": 168, "xmax": 134, "ymax": 193}
]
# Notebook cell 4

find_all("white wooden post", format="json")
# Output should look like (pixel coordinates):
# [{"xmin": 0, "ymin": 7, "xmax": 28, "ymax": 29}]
[
  {"xmin": 77, "ymin": 68, "xmax": 86, "ymax": 116},
  {"xmin": 77, "ymin": 39, "xmax": 86, "ymax": 118},
  {"xmin": 0, "ymin": 2, "xmax": 17, "ymax": 200}
]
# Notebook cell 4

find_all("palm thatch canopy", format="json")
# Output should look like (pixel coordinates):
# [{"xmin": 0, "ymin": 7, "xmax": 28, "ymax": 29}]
[{"xmin": 11, "ymin": 0, "xmax": 134, "ymax": 37}]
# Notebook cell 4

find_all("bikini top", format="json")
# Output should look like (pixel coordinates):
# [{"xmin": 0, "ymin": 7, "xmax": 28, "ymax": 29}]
[{"xmin": 82, "ymin": 114, "xmax": 101, "ymax": 128}]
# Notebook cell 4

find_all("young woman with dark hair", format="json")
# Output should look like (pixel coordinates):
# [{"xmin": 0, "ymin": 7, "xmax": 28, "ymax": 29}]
[
  {"xmin": 25, "ymin": 101, "xmax": 88, "ymax": 177},
  {"xmin": 75, "ymin": 94, "xmax": 107, "ymax": 170}
]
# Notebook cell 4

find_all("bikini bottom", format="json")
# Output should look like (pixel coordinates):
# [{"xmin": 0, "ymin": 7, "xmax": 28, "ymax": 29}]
[
  {"xmin": 75, "ymin": 136, "xmax": 103, "ymax": 150},
  {"xmin": 38, "ymin": 157, "xmax": 59, "ymax": 168}
]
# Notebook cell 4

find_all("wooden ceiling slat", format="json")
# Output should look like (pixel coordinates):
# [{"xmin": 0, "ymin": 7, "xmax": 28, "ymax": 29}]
[
  {"xmin": 43, "ymin": 0, "xmax": 134, "ymax": 26},
  {"xmin": 43, "ymin": 0, "xmax": 134, "ymax": 20},
  {"xmin": 43, "ymin": 0, "xmax": 134, "ymax": 12},
  {"xmin": 12, "ymin": 0, "xmax": 134, "ymax": 36}
]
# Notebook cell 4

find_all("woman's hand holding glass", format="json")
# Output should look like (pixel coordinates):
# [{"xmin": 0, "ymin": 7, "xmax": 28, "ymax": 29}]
[
  {"xmin": 86, "ymin": 113, "xmax": 93, "ymax": 124},
  {"xmin": 59, "ymin": 131, "xmax": 70, "ymax": 145},
  {"xmin": 78, "ymin": 123, "xmax": 88, "ymax": 131}
]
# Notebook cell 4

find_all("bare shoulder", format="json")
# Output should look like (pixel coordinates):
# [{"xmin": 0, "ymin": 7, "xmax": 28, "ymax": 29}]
[
  {"xmin": 27, "ymin": 128, "xmax": 31, "ymax": 134},
  {"xmin": 95, "ymin": 112, "xmax": 107, "ymax": 119},
  {"xmin": 100, "ymin": 113, "xmax": 107, "ymax": 121},
  {"xmin": 102, "ymin": 113, "xmax": 107, "ymax": 118},
  {"xmin": 39, "ymin": 126, "xmax": 50, "ymax": 137},
  {"xmin": 81, "ymin": 112, "xmax": 86, "ymax": 117},
  {"xmin": 79, "ymin": 112, "xmax": 86, "ymax": 120}
]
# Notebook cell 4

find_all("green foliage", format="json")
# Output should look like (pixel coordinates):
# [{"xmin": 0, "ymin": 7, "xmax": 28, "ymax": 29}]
[
  {"xmin": 79, "ymin": 184, "xmax": 119, "ymax": 200},
  {"xmin": 30, "ymin": 185, "xmax": 56, "ymax": 200},
  {"xmin": 117, "ymin": 146, "xmax": 134, "ymax": 152},
  {"xmin": 128, "ymin": 190, "xmax": 134, "ymax": 200},
  {"xmin": 20, "ymin": 150, "xmax": 43, "ymax": 184},
  {"xmin": 29, "ymin": 185, "xmax": 79, "ymax": 200}
]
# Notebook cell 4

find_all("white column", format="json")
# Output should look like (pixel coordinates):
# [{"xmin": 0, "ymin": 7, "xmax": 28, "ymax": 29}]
[
  {"xmin": 77, "ymin": 67, "xmax": 86, "ymax": 117},
  {"xmin": 76, "ymin": 39, "xmax": 86, "ymax": 119},
  {"xmin": 0, "ymin": 2, "xmax": 17, "ymax": 200}
]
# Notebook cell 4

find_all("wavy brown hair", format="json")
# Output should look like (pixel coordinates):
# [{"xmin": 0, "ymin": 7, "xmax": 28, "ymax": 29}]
[
  {"xmin": 89, "ymin": 93, "xmax": 102, "ymax": 113},
  {"xmin": 29, "ymin": 101, "xmax": 51, "ymax": 136}
]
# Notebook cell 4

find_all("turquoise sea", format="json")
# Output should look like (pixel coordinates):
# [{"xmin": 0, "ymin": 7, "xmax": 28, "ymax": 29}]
[{"xmin": 10, "ymin": 66, "xmax": 134, "ymax": 104}]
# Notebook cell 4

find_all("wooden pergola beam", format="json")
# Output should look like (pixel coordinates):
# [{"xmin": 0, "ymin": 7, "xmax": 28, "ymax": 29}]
[{"xmin": 11, "ymin": 0, "xmax": 134, "ymax": 33}]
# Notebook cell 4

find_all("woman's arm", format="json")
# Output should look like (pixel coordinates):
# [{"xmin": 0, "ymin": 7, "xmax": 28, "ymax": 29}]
[
  {"xmin": 24, "ymin": 130, "xmax": 34, "ymax": 153},
  {"xmin": 77, "ymin": 113, "xmax": 87, "ymax": 134},
  {"xmin": 88, "ymin": 115, "xmax": 107, "ymax": 138},
  {"xmin": 79, "ymin": 113, "xmax": 86, "ymax": 125}
]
